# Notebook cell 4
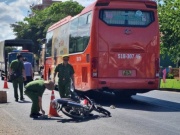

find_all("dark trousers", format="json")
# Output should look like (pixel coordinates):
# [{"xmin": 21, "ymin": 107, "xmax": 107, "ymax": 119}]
[
  {"xmin": 24, "ymin": 76, "xmax": 33, "ymax": 87},
  {"xmin": 58, "ymin": 81, "xmax": 71, "ymax": 98},
  {"xmin": 12, "ymin": 77, "xmax": 24, "ymax": 100},
  {"xmin": 25, "ymin": 90, "xmax": 40, "ymax": 114}
]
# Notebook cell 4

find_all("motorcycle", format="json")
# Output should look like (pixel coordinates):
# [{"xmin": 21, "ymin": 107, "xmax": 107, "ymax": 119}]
[{"xmin": 51, "ymin": 93, "xmax": 111, "ymax": 120}]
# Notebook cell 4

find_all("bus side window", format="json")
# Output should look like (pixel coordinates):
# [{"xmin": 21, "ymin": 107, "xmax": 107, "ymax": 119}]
[
  {"xmin": 76, "ymin": 38, "xmax": 84, "ymax": 52},
  {"xmin": 69, "ymin": 37, "xmax": 77, "ymax": 53},
  {"xmin": 69, "ymin": 12, "xmax": 92, "ymax": 53},
  {"xmin": 87, "ymin": 14, "xmax": 92, "ymax": 24},
  {"xmin": 69, "ymin": 18, "xmax": 78, "ymax": 54},
  {"xmin": 72, "ymin": 42, "xmax": 76, "ymax": 52},
  {"xmin": 83, "ymin": 36, "xmax": 90, "ymax": 50},
  {"xmin": 46, "ymin": 32, "xmax": 53, "ymax": 57}
]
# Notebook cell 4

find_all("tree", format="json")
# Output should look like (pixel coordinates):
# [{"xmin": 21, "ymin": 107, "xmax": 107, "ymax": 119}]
[
  {"xmin": 5, "ymin": 47, "xmax": 16, "ymax": 58},
  {"xmin": 158, "ymin": 0, "xmax": 180, "ymax": 67},
  {"xmin": 10, "ymin": 1, "xmax": 84, "ymax": 55}
]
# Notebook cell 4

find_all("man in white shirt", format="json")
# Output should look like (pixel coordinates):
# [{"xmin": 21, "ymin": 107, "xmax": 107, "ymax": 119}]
[{"xmin": 23, "ymin": 57, "xmax": 34, "ymax": 86}]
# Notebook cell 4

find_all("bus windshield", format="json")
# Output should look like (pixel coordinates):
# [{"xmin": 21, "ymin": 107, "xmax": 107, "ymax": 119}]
[
  {"xmin": 8, "ymin": 53, "xmax": 34, "ymax": 65},
  {"xmin": 100, "ymin": 10, "xmax": 154, "ymax": 27}
]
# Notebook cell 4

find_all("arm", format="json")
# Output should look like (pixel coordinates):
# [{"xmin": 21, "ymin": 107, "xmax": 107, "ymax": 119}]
[
  {"xmin": 8, "ymin": 62, "xmax": 13, "ymax": 80},
  {"xmin": 9, "ymin": 61, "xmax": 13, "ymax": 75},
  {"xmin": 71, "ymin": 66, "xmax": 75, "ymax": 87},
  {"xmin": 9, "ymin": 67, "xmax": 12, "ymax": 75},
  {"xmin": 31, "ymin": 64, "xmax": 34, "ymax": 78},
  {"xmin": 53, "ymin": 72, "xmax": 57, "ymax": 82},
  {"xmin": 22, "ymin": 62, "xmax": 26, "ymax": 81},
  {"xmin": 53, "ymin": 65, "xmax": 59, "ymax": 82},
  {"xmin": 23, "ymin": 69, "xmax": 27, "ymax": 81},
  {"xmin": 71, "ymin": 74, "xmax": 75, "ymax": 89},
  {"xmin": 38, "ymin": 96, "xmax": 45, "ymax": 115},
  {"xmin": 8, "ymin": 67, "xmax": 12, "ymax": 80},
  {"xmin": 71, "ymin": 74, "xmax": 75, "ymax": 85}
]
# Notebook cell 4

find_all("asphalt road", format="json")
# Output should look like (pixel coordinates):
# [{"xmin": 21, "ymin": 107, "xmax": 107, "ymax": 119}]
[{"xmin": 0, "ymin": 77, "xmax": 180, "ymax": 135}]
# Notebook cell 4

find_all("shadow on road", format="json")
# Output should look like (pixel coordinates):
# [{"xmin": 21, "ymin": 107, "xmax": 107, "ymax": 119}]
[
  {"xmin": 31, "ymin": 114, "xmax": 110, "ymax": 123},
  {"xmin": 33, "ymin": 117, "xmax": 62, "ymax": 121},
  {"xmin": 57, "ymin": 114, "xmax": 110, "ymax": 123},
  {"xmin": 18, "ymin": 100, "xmax": 32, "ymax": 103},
  {"xmin": 128, "ymin": 95, "xmax": 180, "ymax": 112},
  {"xmin": 87, "ymin": 93, "xmax": 180, "ymax": 112}
]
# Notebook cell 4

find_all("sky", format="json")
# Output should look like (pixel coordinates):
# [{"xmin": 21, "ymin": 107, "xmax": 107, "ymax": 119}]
[{"xmin": 0, "ymin": 0, "xmax": 96, "ymax": 42}]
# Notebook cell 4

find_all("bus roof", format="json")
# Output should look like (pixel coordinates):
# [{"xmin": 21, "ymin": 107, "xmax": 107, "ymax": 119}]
[
  {"xmin": 48, "ymin": 16, "xmax": 72, "ymax": 32},
  {"xmin": 96, "ymin": 0, "xmax": 156, "ymax": 2},
  {"xmin": 47, "ymin": 0, "xmax": 157, "ymax": 32},
  {"xmin": 47, "ymin": 2, "xmax": 96, "ymax": 32}
]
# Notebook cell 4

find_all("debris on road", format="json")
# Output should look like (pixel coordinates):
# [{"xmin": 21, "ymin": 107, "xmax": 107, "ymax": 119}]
[{"xmin": 110, "ymin": 105, "xmax": 116, "ymax": 109}]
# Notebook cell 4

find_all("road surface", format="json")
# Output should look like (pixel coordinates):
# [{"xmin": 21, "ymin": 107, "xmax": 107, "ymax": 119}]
[{"xmin": 0, "ymin": 78, "xmax": 180, "ymax": 135}]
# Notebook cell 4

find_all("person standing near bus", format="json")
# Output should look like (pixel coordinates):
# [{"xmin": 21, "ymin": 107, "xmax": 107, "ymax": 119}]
[
  {"xmin": 9, "ymin": 54, "xmax": 26, "ymax": 102},
  {"xmin": 53, "ymin": 55, "xmax": 75, "ymax": 98},
  {"xmin": 23, "ymin": 57, "xmax": 34, "ymax": 86},
  {"xmin": 162, "ymin": 66, "xmax": 173, "ymax": 83}
]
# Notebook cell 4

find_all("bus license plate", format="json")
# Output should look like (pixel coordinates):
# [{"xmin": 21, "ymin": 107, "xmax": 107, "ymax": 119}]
[{"xmin": 122, "ymin": 70, "xmax": 132, "ymax": 76}]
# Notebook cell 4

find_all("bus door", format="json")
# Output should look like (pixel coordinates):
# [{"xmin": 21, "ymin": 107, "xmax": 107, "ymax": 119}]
[{"xmin": 97, "ymin": 3, "xmax": 159, "ymax": 80}]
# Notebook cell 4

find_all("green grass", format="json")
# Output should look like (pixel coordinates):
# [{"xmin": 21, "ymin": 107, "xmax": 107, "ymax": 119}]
[{"xmin": 160, "ymin": 79, "xmax": 180, "ymax": 90}]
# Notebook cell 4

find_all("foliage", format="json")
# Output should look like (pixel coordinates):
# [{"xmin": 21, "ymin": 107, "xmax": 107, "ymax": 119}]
[
  {"xmin": 160, "ymin": 79, "xmax": 180, "ymax": 89},
  {"xmin": 5, "ymin": 47, "xmax": 16, "ymax": 58},
  {"xmin": 10, "ymin": 0, "xmax": 84, "ymax": 55},
  {"xmin": 158, "ymin": 0, "xmax": 180, "ymax": 66},
  {"xmin": 166, "ymin": 73, "xmax": 174, "ymax": 79}
]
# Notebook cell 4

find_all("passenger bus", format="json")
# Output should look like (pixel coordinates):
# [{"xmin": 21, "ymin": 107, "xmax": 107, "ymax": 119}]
[{"xmin": 44, "ymin": 0, "xmax": 160, "ymax": 98}]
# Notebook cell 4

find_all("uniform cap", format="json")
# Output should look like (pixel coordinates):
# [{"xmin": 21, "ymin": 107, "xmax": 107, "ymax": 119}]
[{"xmin": 62, "ymin": 54, "xmax": 69, "ymax": 58}]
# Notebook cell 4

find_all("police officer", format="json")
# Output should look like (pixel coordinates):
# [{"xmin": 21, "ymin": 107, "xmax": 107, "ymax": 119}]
[
  {"xmin": 53, "ymin": 55, "xmax": 75, "ymax": 98},
  {"xmin": 9, "ymin": 53, "xmax": 26, "ymax": 102},
  {"xmin": 24, "ymin": 79, "xmax": 54, "ymax": 118}
]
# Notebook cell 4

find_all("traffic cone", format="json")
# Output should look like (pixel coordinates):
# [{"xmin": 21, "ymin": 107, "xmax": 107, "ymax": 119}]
[
  {"xmin": 48, "ymin": 90, "xmax": 59, "ymax": 117},
  {"xmin": 3, "ymin": 77, "xmax": 9, "ymax": 89}
]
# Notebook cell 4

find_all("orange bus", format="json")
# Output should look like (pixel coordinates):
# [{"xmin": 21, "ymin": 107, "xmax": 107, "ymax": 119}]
[{"xmin": 44, "ymin": 0, "xmax": 160, "ymax": 98}]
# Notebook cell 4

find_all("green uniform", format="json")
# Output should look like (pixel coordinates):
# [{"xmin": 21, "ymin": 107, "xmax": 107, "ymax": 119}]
[
  {"xmin": 55, "ymin": 63, "xmax": 74, "ymax": 98},
  {"xmin": 10, "ymin": 59, "xmax": 24, "ymax": 100},
  {"xmin": 24, "ymin": 80, "xmax": 46, "ymax": 114}
]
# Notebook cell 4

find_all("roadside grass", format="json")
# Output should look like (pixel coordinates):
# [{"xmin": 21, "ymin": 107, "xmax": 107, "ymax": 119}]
[{"xmin": 160, "ymin": 79, "xmax": 180, "ymax": 90}]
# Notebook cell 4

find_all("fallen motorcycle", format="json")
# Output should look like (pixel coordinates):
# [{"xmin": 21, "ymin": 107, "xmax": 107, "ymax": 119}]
[{"xmin": 51, "ymin": 94, "xmax": 111, "ymax": 119}]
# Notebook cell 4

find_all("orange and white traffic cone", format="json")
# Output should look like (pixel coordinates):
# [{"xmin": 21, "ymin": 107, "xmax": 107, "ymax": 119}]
[
  {"xmin": 48, "ymin": 90, "xmax": 59, "ymax": 117},
  {"xmin": 3, "ymin": 77, "xmax": 9, "ymax": 89}
]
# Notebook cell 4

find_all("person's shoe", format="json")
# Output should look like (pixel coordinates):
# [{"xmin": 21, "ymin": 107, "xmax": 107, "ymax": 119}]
[
  {"xmin": 15, "ymin": 99, "xmax": 18, "ymax": 102},
  {"xmin": 20, "ymin": 97, "xmax": 25, "ymax": 101},
  {"xmin": 36, "ymin": 113, "xmax": 43, "ymax": 116},
  {"xmin": 30, "ymin": 114, "xmax": 38, "ymax": 118},
  {"xmin": 88, "ymin": 113, "xmax": 94, "ymax": 117}
]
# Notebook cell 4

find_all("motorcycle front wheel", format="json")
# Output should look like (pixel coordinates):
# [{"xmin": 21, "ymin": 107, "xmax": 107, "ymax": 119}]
[
  {"xmin": 61, "ymin": 106, "xmax": 87, "ymax": 120},
  {"xmin": 94, "ymin": 105, "xmax": 111, "ymax": 117}
]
